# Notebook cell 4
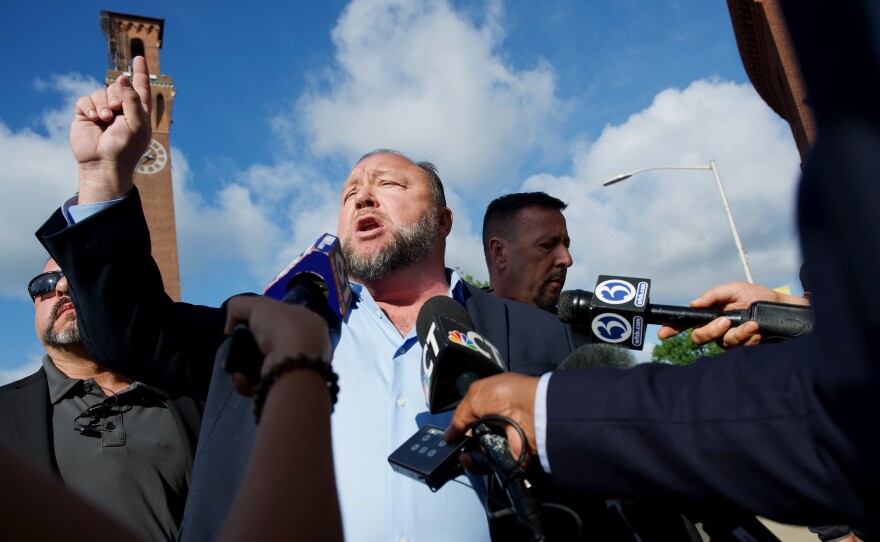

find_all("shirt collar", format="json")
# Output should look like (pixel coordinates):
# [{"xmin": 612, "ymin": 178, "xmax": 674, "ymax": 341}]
[
  {"xmin": 41, "ymin": 354, "xmax": 164, "ymax": 403},
  {"xmin": 42, "ymin": 354, "xmax": 80, "ymax": 404},
  {"xmin": 348, "ymin": 267, "xmax": 466, "ymax": 306}
]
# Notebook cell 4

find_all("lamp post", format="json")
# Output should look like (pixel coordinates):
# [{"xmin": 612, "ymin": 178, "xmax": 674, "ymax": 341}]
[{"xmin": 602, "ymin": 160, "xmax": 755, "ymax": 284}]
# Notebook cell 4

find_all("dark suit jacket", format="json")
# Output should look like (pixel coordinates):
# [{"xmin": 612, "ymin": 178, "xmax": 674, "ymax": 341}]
[
  {"xmin": 0, "ymin": 364, "xmax": 202, "ymax": 481},
  {"xmin": 37, "ymin": 191, "xmax": 582, "ymax": 541},
  {"xmin": 0, "ymin": 368, "xmax": 58, "ymax": 476}
]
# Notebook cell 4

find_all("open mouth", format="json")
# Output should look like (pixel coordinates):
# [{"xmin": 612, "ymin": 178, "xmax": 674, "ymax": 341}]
[{"xmin": 355, "ymin": 214, "xmax": 384, "ymax": 236}]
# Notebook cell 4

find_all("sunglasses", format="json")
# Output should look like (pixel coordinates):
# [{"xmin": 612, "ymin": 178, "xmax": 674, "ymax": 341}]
[{"xmin": 28, "ymin": 270, "xmax": 64, "ymax": 300}]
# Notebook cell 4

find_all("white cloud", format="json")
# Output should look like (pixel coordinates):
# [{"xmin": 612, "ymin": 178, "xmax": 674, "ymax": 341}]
[
  {"xmin": 171, "ymin": 148, "xmax": 342, "ymax": 288},
  {"xmin": 286, "ymin": 0, "xmax": 566, "ymax": 193},
  {"xmin": 443, "ymin": 187, "xmax": 487, "ymax": 280},
  {"xmin": 0, "ymin": 73, "xmax": 99, "ymax": 299},
  {"xmin": 172, "ymin": 149, "xmax": 282, "ymax": 281},
  {"xmin": 0, "ymin": 355, "xmax": 42, "ymax": 386},
  {"xmin": 522, "ymin": 78, "xmax": 802, "ymax": 304}
]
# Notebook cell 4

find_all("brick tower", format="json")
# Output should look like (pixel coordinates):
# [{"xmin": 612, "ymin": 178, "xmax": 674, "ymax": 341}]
[{"xmin": 100, "ymin": 11, "xmax": 181, "ymax": 300}]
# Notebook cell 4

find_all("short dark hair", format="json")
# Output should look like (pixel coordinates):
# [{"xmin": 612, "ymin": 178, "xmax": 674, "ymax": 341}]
[
  {"xmin": 357, "ymin": 149, "xmax": 446, "ymax": 210},
  {"xmin": 482, "ymin": 192, "xmax": 567, "ymax": 262}
]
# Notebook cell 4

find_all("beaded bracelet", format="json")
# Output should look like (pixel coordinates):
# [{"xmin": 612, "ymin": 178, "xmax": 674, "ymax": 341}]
[{"xmin": 253, "ymin": 355, "xmax": 339, "ymax": 424}]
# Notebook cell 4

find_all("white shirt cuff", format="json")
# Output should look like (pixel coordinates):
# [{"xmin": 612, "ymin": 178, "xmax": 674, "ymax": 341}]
[{"xmin": 535, "ymin": 372, "xmax": 553, "ymax": 473}]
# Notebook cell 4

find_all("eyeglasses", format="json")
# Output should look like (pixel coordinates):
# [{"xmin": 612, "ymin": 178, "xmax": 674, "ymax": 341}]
[{"xmin": 28, "ymin": 270, "xmax": 64, "ymax": 300}]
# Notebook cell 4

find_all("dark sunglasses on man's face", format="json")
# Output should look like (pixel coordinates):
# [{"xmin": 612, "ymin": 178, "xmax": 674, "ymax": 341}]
[{"xmin": 28, "ymin": 270, "xmax": 64, "ymax": 300}]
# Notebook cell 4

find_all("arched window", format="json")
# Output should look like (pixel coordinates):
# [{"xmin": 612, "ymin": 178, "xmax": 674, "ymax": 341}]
[
  {"xmin": 130, "ymin": 39, "xmax": 145, "ymax": 65},
  {"xmin": 156, "ymin": 94, "xmax": 165, "ymax": 127}
]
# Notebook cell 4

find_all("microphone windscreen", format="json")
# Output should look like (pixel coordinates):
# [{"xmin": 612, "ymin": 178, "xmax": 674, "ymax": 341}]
[
  {"xmin": 557, "ymin": 290, "xmax": 575, "ymax": 322},
  {"xmin": 557, "ymin": 289, "xmax": 592, "ymax": 323},
  {"xmin": 558, "ymin": 343, "xmax": 636, "ymax": 370},
  {"xmin": 416, "ymin": 296, "xmax": 473, "ymax": 344}
]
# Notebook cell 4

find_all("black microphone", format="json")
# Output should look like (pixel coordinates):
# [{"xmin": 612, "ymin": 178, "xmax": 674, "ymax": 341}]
[
  {"xmin": 224, "ymin": 233, "xmax": 353, "ymax": 383},
  {"xmin": 558, "ymin": 288, "xmax": 814, "ymax": 347},
  {"xmin": 416, "ymin": 296, "xmax": 505, "ymax": 414},
  {"xmin": 558, "ymin": 289, "xmax": 721, "ymax": 330},
  {"xmin": 414, "ymin": 297, "xmax": 545, "ymax": 539}
]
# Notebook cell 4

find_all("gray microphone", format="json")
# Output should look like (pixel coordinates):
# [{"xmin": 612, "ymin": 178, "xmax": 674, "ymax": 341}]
[{"xmin": 557, "ymin": 343, "xmax": 637, "ymax": 370}]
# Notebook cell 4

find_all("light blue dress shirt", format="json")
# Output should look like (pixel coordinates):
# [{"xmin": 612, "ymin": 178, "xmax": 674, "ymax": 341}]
[
  {"xmin": 65, "ymin": 196, "xmax": 491, "ymax": 541},
  {"xmin": 329, "ymin": 276, "xmax": 490, "ymax": 541}
]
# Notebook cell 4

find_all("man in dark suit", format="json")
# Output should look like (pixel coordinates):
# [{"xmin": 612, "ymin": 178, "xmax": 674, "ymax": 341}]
[
  {"xmin": 447, "ymin": 0, "xmax": 880, "ymax": 537},
  {"xmin": 37, "ymin": 56, "xmax": 578, "ymax": 540},
  {"xmin": 0, "ymin": 257, "xmax": 200, "ymax": 541},
  {"xmin": 482, "ymin": 191, "xmax": 572, "ymax": 312}
]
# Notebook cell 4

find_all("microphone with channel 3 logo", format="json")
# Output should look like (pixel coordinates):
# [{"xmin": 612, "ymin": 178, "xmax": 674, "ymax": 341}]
[{"xmin": 557, "ymin": 275, "xmax": 814, "ymax": 349}]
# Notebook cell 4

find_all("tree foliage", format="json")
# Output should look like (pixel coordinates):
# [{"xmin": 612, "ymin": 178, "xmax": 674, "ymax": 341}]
[
  {"xmin": 456, "ymin": 268, "xmax": 489, "ymax": 289},
  {"xmin": 651, "ymin": 329, "xmax": 724, "ymax": 366}
]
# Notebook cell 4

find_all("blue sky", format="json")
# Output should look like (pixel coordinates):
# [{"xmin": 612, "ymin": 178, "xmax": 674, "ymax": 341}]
[{"xmin": 0, "ymin": 0, "xmax": 803, "ymax": 383}]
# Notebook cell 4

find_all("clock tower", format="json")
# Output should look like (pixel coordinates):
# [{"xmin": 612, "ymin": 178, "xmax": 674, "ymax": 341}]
[{"xmin": 100, "ymin": 11, "xmax": 181, "ymax": 300}]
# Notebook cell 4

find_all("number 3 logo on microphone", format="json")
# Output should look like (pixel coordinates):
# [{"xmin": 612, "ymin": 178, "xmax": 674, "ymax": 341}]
[
  {"xmin": 591, "ymin": 313, "xmax": 632, "ymax": 343},
  {"xmin": 595, "ymin": 279, "xmax": 636, "ymax": 305}
]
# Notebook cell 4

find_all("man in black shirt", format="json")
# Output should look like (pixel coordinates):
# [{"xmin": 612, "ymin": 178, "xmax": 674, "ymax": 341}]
[{"xmin": 0, "ymin": 257, "xmax": 201, "ymax": 542}]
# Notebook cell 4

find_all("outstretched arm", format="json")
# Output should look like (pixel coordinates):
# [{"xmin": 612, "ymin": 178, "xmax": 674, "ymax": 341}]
[{"xmin": 38, "ymin": 55, "xmax": 224, "ymax": 395}]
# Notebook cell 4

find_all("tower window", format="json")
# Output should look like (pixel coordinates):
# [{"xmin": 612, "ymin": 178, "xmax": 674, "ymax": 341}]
[
  {"xmin": 156, "ymin": 94, "xmax": 165, "ymax": 128},
  {"xmin": 130, "ymin": 38, "xmax": 145, "ymax": 63}
]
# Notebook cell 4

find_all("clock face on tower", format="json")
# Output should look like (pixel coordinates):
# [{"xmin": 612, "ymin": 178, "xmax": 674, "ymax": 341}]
[{"xmin": 137, "ymin": 139, "xmax": 168, "ymax": 175}]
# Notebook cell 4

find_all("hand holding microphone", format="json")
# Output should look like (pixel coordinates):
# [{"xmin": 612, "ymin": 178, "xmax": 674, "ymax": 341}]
[
  {"xmin": 444, "ymin": 342, "xmax": 635, "ymax": 464},
  {"xmin": 558, "ymin": 274, "xmax": 814, "ymax": 350},
  {"xmin": 444, "ymin": 373, "xmax": 540, "ymax": 465},
  {"xmin": 399, "ymin": 296, "xmax": 545, "ymax": 537},
  {"xmin": 223, "ymin": 233, "xmax": 352, "ymax": 385},
  {"xmin": 658, "ymin": 281, "xmax": 812, "ymax": 348},
  {"xmin": 401, "ymin": 297, "xmax": 641, "ymax": 539},
  {"xmin": 442, "ymin": 342, "xmax": 638, "ymax": 541},
  {"xmin": 223, "ymin": 296, "xmax": 332, "ymax": 397}
]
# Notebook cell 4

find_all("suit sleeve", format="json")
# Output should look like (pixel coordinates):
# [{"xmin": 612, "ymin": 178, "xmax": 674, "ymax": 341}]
[
  {"xmin": 546, "ymin": 337, "xmax": 867, "ymax": 525},
  {"xmin": 35, "ymin": 190, "xmax": 227, "ymax": 399}
]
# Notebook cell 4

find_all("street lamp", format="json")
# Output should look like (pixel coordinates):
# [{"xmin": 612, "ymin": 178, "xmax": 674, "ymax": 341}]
[{"xmin": 602, "ymin": 160, "xmax": 755, "ymax": 284}]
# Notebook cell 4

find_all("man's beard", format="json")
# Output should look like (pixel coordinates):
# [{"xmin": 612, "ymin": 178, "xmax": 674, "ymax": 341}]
[
  {"xmin": 343, "ymin": 209, "xmax": 440, "ymax": 281},
  {"xmin": 534, "ymin": 270, "xmax": 567, "ymax": 313},
  {"xmin": 42, "ymin": 296, "xmax": 81, "ymax": 346}
]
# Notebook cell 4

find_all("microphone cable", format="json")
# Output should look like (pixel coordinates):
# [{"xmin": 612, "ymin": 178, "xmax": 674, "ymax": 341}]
[{"xmin": 470, "ymin": 415, "xmax": 580, "ymax": 541}]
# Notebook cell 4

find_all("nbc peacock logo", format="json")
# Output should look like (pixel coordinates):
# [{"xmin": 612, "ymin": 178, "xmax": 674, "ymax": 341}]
[{"xmin": 448, "ymin": 330, "xmax": 479, "ymax": 351}]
